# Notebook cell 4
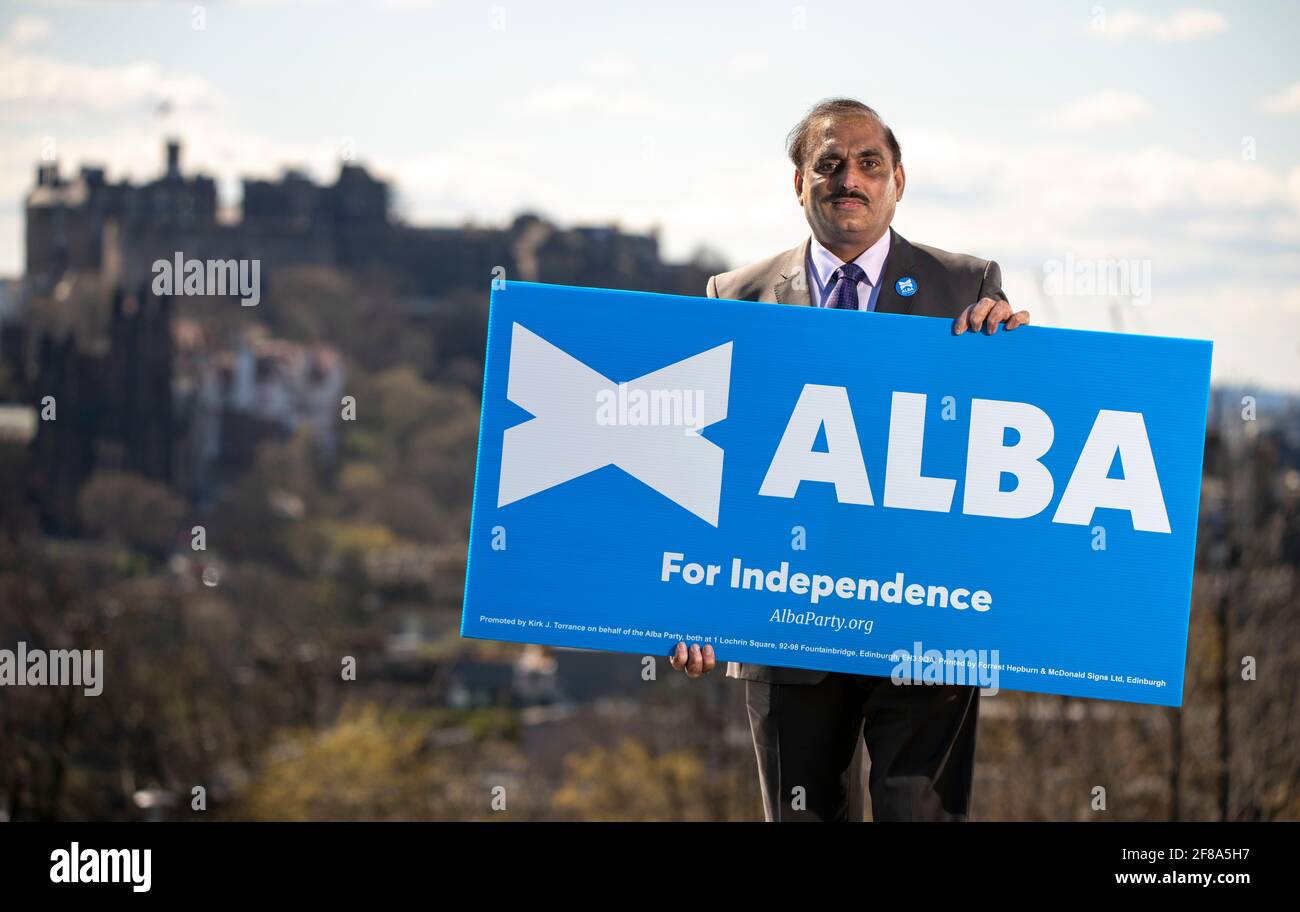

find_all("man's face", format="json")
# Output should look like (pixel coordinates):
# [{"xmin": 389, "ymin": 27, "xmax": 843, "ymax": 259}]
[{"xmin": 795, "ymin": 115, "xmax": 905, "ymax": 254}]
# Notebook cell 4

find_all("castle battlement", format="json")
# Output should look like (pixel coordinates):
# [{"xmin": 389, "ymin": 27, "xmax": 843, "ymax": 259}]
[{"xmin": 24, "ymin": 139, "xmax": 718, "ymax": 303}]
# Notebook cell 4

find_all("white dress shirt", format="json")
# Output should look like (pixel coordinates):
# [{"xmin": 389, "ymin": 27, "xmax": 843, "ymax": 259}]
[{"xmin": 805, "ymin": 228, "xmax": 892, "ymax": 311}]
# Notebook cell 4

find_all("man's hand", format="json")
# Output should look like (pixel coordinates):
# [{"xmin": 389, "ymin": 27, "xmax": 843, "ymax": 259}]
[
  {"xmin": 669, "ymin": 642, "xmax": 716, "ymax": 678},
  {"xmin": 953, "ymin": 297, "xmax": 1030, "ymax": 335}
]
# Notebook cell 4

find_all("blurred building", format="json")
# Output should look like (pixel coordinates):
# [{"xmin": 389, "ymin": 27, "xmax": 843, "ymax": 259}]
[
  {"xmin": 4, "ymin": 286, "xmax": 344, "ymax": 531},
  {"xmin": 26, "ymin": 141, "xmax": 218, "ymax": 296},
  {"xmin": 175, "ymin": 320, "xmax": 344, "ymax": 497},
  {"xmin": 24, "ymin": 140, "xmax": 717, "ymax": 300},
  {"xmin": 20, "ymin": 287, "xmax": 174, "ymax": 533}
]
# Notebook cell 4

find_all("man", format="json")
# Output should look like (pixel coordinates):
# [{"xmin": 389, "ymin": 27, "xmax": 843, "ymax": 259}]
[{"xmin": 669, "ymin": 98, "xmax": 1030, "ymax": 822}]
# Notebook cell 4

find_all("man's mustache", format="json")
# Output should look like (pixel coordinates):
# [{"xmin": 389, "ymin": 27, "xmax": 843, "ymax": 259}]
[{"xmin": 825, "ymin": 192, "xmax": 871, "ymax": 205}]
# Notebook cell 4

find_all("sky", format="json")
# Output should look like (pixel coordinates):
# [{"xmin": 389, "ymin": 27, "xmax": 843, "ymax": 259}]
[{"xmin": 1, "ymin": 0, "xmax": 1298, "ymax": 390}]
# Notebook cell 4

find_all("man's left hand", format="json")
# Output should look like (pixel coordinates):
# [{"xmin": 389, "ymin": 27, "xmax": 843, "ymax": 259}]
[{"xmin": 953, "ymin": 297, "xmax": 1030, "ymax": 335}]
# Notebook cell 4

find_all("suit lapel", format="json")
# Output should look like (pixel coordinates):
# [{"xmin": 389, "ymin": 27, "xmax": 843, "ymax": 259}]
[
  {"xmin": 874, "ymin": 227, "xmax": 918, "ymax": 316},
  {"xmin": 776, "ymin": 229, "xmax": 916, "ymax": 312},
  {"xmin": 773, "ymin": 237, "xmax": 813, "ymax": 307}
]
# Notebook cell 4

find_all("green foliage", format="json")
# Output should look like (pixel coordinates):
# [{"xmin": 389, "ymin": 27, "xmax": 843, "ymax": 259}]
[
  {"xmin": 78, "ymin": 471, "xmax": 187, "ymax": 556},
  {"xmin": 233, "ymin": 703, "xmax": 452, "ymax": 821},
  {"xmin": 229, "ymin": 703, "xmax": 523, "ymax": 821},
  {"xmin": 552, "ymin": 738, "xmax": 748, "ymax": 822}
]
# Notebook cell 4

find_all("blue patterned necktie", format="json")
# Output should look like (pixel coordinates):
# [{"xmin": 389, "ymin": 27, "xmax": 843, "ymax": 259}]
[{"xmin": 828, "ymin": 262, "xmax": 867, "ymax": 310}]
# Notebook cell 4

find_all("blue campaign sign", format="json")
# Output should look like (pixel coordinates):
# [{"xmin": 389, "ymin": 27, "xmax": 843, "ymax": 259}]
[{"xmin": 461, "ymin": 281, "xmax": 1212, "ymax": 706}]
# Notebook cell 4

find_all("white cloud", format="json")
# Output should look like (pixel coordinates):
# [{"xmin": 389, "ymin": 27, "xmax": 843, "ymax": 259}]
[
  {"xmin": 1260, "ymin": 83, "xmax": 1300, "ymax": 116},
  {"xmin": 1092, "ymin": 8, "xmax": 1227, "ymax": 42},
  {"xmin": 0, "ymin": 49, "xmax": 223, "ymax": 116},
  {"xmin": 1051, "ymin": 91, "xmax": 1150, "ymax": 130},
  {"xmin": 0, "ymin": 42, "xmax": 345, "ymax": 231},
  {"xmin": 522, "ymin": 83, "xmax": 670, "ymax": 119},
  {"xmin": 6, "ymin": 15, "xmax": 53, "ymax": 46},
  {"xmin": 580, "ymin": 55, "xmax": 633, "ymax": 80}
]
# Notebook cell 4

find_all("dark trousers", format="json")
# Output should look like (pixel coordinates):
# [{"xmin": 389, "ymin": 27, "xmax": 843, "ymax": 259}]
[{"xmin": 745, "ymin": 673, "xmax": 980, "ymax": 821}]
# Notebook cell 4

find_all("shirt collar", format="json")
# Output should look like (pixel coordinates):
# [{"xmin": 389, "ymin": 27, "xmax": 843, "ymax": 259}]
[{"xmin": 808, "ymin": 228, "xmax": 892, "ymax": 292}]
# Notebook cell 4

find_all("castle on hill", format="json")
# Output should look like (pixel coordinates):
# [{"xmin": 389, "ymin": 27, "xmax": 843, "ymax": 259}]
[{"xmin": 24, "ymin": 139, "xmax": 717, "ymax": 300}]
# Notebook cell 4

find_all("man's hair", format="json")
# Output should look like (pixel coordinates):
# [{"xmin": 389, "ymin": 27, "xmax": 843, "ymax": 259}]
[{"xmin": 786, "ymin": 98, "xmax": 902, "ymax": 171}]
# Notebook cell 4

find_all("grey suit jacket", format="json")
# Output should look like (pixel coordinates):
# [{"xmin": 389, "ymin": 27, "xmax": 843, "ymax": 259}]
[{"xmin": 704, "ymin": 226, "xmax": 1008, "ymax": 685}]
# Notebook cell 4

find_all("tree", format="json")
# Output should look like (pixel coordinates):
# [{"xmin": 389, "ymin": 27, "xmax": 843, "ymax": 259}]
[{"xmin": 78, "ymin": 471, "xmax": 187, "ymax": 556}]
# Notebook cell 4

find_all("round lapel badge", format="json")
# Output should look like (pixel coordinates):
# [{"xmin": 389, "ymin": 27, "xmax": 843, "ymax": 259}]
[{"xmin": 895, "ymin": 276, "xmax": 918, "ymax": 297}]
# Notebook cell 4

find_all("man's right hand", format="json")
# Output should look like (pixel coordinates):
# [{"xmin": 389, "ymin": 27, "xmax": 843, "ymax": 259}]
[{"xmin": 669, "ymin": 642, "xmax": 716, "ymax": 678}]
